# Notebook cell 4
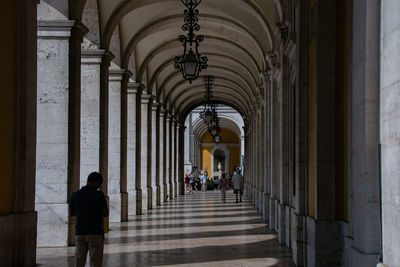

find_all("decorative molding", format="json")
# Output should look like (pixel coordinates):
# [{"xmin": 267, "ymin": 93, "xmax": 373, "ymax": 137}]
[
  {"xmin": 37, "ymin": 20, "xmax": 75, "ymax": 39},
  {"xmin": 109, "ymin": 69, "xmax": 127, "ymax": 82}
]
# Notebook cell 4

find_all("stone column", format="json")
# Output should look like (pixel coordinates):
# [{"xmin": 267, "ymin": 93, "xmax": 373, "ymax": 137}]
[
  {"xmin": 120, "ymin": 71, "xmax": 132, "ymax": 221},
  {"xmin": 163, "ymin": 111, "xmax": 170, "ymax": 202},
  {"xmin": 179, "ymin": 123, "xmax": 186, "ymax": 195},
  {"xmin": 270, "ymin": 79, "xmax": 280, "ymax": 232},
  {"xmin": 80, "ymin": 49, "xmax": 102, "ymax": 186},
  {"xmin": 36, "ymin": 20, "xmax": 76, "ymax": 247},
  {"xmin": 155, "ymin": 104, "xmax": 162, "ymax": 206},
  {"xmin": 144, "ymin": 94, "xmax": 154, "ymax": 211},
  {"xmin": 174, "ymin": 120, "xmax": 179, "ymax": 198},
  {"xmin": 81, "ymin": 49, "xmax": 113, "ymax": 231},
  {"xmin": 168, "ymin": 115, "xmax": 174, "ymax": 199},
  {"xmin": 253, "ymin": 112, "xmax": 258, "ymax": 207},
  {"xmin": 379, "ymin": 0, "xmax": 400, "ymax": 266},
  {"xmin": 127, "ymin": 83, "xmax": 140, "ymax": 216},
  {"xmin": 68, "ymin": 22, "xmax": 89, "ymax": 244},
  {"xmin": 292, "ymin": 2, "xmax": 308, "ymax": 264},
  {"xmin": 264, "ymin": 71, "xmax": 272, "ymax": 224},
  {"xmin": 108, "ymin": 69, "xmax": 124, "ymax": 222},
  {"xmin": 160, "ymin": 108, "xmax": 166, "ymax": 203},
  {"xmin": 1, "ymin": 1, "xmax": 37, "ymax": 264},
  {"xmin": 259, "ymin": 103, "xmax": 265, "ymax": 216},
  {"xmin": 151, "ymin": 101, "xmax": 158, "ymax": 208},
  {"xmin": 253, "ymin": 114, "xmax": 257, "ymax": 205},
  {"xmin": 137, "ymin": 93, "xmax": 152, "ymax": 214}
]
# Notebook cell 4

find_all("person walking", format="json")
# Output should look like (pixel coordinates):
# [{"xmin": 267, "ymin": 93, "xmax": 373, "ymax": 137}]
[
  {"xmin": 219, "ymin": 173, "xmax": 228, "ymax": 203},
  {"xmin": 69, "ymin": 172, "xmax": 109, "ymax": 267},
  {"xmin": 232, "ymin": 170, "xmax": 244, "ymax": 203}
]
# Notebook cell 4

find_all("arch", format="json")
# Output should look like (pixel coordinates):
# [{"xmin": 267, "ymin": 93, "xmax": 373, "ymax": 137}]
[{"xmin": 102, "ymin": 0, "xmax": 275, "ymax": 51}]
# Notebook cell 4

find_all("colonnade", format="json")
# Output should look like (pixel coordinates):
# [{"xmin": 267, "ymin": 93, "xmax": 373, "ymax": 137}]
[{"xmin": 35, "ymin": 20, "xmax": 185, "ymax": 247}]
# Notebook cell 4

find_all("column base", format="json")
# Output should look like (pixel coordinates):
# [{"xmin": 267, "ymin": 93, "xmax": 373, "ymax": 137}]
[
  {"xmin": 109, "ymin": 191, "xmax": 122, "ymax": 223},
  {"xmin": 169, "ymin": 182, "xmax": 173, "ymax": 200},
  {"xmin": 269, "ymin": 198, "xmax": 278, "ymax": 231},
  {"xmin": 263, "ymin": 193, "xmax": 270, "ymax": 223},
  {"xmin": 147, "ymin": 187, "xmax": 153, "ymax": 210},
  {"xmin": 0, "ymin": 211, "xmax": 37, "ymax": 267},
  {"xmin": 36, "ymin": 203, "xmax": 68, "ymax": 247},
  {"xmin": 306, "ymin": 216, "xmax": 341, "ymax": 266},
  {"xmin": 136, "ymin": 189, "xmax": 142, "ymax": 215},
  {"xmin": 291, "ymin": 211, "xmax": 305, "ymax": 266},
  {"xmin": 174, "ymin": 181, "xmax": 178, "ymax": 197},
  {"xmin": 163, "ymin": 184, "xmax": 168, "ymax": 202},
  {"xmin": 121, "ymin": 192, "xmax": 128, "ymax": 222},
  {"xmin": 156, "ymin": 185, "xmax": 161, "ymax": 206},
  {"xmin": 258, "ymin": 190, "xmax": 264, "ymax": 214}
]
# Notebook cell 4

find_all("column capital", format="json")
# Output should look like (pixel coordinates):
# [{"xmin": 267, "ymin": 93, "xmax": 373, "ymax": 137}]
[
  {"xmin": 109, "ymin": 69, "xmax": 127, "ymax": 82},
  {"xmin": 81, "ymin": 49, "xmax": 106, "ymax": 64},
  {"xmin": 37, "ymin": 20, "xmax": 75, "ymax": 39},
  {"xmin": 127, "ymin": 82, "xmax": 144, "ymax": 94},
  {"xmin": 152, "ymin": 101, "xmax": 160, "ymax": 111},
  {"xmin": 141, "ymin": 94, "xmax": 155, "ymax": 104}
]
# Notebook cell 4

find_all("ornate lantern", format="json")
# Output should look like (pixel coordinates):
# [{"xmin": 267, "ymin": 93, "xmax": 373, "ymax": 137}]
[{"xmin": 174, "ymin": 0, "xmax": 208, "ymax": 83}]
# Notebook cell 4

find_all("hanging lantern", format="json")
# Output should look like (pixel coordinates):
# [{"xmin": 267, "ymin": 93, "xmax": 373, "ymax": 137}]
[{"xmin": 174, "ymin": 0, "xmax": 208, "ymax": 83}]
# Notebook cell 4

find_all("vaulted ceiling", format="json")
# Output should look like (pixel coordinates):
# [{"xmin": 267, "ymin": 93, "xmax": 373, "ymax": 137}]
[{"xmin": 80, "ymin": 0, "xmax": 283, "ymax": 120}]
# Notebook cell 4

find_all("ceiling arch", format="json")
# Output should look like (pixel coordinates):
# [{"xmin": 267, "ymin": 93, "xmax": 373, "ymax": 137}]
[{"xmin": 91, "ymin": 0, "xmax": 280, "ymax": 120}]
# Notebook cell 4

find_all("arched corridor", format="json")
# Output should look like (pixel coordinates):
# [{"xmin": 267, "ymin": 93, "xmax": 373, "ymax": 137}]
[
  {"xmin": 2, "ymin": 0, "xmax": 400, "ymax": 266},
  {"xmin": 37, "ymin": 191, "xmax": 294, "ymax": 267}
]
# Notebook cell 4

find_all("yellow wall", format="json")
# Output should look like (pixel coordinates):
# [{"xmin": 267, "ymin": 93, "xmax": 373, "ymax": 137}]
[
  {"xmin": 201, "ymin": 128, "xmax": 240, "ymax": 143},
  {"xmin": 0, "ymin": 0, "xmax": 15, "ymax": 215},
  {"xmin": 201, "ymin": 146, "xmax": 213, "ymax": 173},
  {"xmin": 228, "ymin": 146, "xmax": 240, "ymax": 173},
  {"xmin": 200, "ymin": 128, "xmax": 241, "ymax": 175}
]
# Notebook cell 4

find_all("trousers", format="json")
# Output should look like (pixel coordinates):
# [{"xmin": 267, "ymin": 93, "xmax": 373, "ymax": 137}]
[{"xmin": 75, "ymin": 235, "xmax": 104, "ymax": 267}]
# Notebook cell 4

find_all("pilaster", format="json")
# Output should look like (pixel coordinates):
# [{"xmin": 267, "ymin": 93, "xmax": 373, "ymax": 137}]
[
  {"xmin": 127, "ymin": 82, "xmax": 139, "ymax": 216},
  {"xmin": 36, "ymin": 20, "xmax": 74, "ymax": 247},
  {"xmin": 120, "ymin": 70, "xmax": 133, "ymax": 221},
  {"xmin": 107, "ymin": 69, "xmax": 125, "ymax": 222}
]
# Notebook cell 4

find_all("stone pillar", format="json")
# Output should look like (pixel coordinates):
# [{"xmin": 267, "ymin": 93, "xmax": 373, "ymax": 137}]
[
  {"xmin": 292, "ymin": 2, "xmax": 308, "ymax": 264},
  {"xmin": 36, "ymin": 20, "xmax": 75, "ymax": 247},
  {"xmin": 168, "ymin": 115, "xmax": 174, "ymax": 199},
  {"xmin": 1, "ymin": 1, "xmax": 37, "ymax": 265},
  {"xmin": 137, "ymin": 93, "xmax": 152, "ymax": 214},
  {"xmin": 155, "ymin": 104, "xmax": 162, "ymax": 206},
  {"xmin": 127, "ymin": 83, "xmax": 138, "ymax": 216},
  {"xmin": 163, "ymin": 111, "xmax": 170, "ymax": 202},
  {"xmin": 264, "ymin": 71, "xmax": 272, "ymax": 224},
  {"xmin": 179, "ymin": 123, "xmax": 186, "ymax": 195},
  {"xmin": 259, "ymin": 103, "xmax": 265, "ymax": 216},
  {"xmin": 80, "ymin": 49, "xmax": 102, "ymax": 186},
  {"xmin": 108, "ymin": 69, "xmax": 124, "ymax": 222},
  {"xmin": 270, "ymin": 79, "xmax": 280, "ymax": 232},
  {"xmin": 174, "ymin": 121, "xmax": 179, "ymax": 198},
  {"xmin": 160, "ymin": 108, "xmax": 166, "ymax": 203},
  {"xmin": 143, "ymin": 95, "xmax": 154, "ymax": 211},
  {"xmin": 380, "ymin": 0, "xmax": 400, "ymax": 266},
  {"xmin": 120, "ymin": 71, "xmax": 132, "ymax": 221},
  {"xmin": 253, "ymin": 114, "xmax": 257, "ymax": 205},
  {"xmin": 151, "ymin": 101, "xmax": 158, "ymax": 208}
]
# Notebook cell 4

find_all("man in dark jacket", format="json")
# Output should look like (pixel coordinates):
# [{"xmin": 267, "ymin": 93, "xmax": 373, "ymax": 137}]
[{"xmin": 69, "ymin": 172, "xmax": 109, "ymax": 267}]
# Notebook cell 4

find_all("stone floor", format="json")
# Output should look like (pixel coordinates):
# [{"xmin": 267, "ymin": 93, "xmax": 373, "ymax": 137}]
[{"xmin": 37, "ymin": 190, "xmax": 295, "ymax": 266}]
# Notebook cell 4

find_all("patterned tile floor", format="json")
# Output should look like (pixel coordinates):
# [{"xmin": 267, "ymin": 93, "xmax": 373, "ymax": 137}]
[{"xmin": 37, "ymin": 190, "xmax": 295, "ymax": 267}]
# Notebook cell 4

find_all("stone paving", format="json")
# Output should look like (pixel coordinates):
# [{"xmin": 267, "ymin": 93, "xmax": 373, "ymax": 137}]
[{"xmin": 37, "ymin": 190, "xmax": 295, "ymax": 267}]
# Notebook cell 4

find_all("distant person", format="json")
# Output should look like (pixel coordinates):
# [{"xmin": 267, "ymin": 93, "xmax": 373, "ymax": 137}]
[
  {"xmin": 232, "ymin": 170, "xmax": 244, "ymax": 203},
  {"xmin": 69, "ymin": 172, "xmax": 109, "ymax": 267},
  {"xmin": 201, "ymin": 172, "xmax": 207, "ymax": 192},
  {"xmin": 189, "ymin": 173, "xmax": 195, "ymax": 192},
  {"xmin": 184, "ymin": 174, "xmax": 190, "ymax": 192},
  {"xmin": 219, "ymin": 173, "xmax": 228, "ymax": 203}
]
